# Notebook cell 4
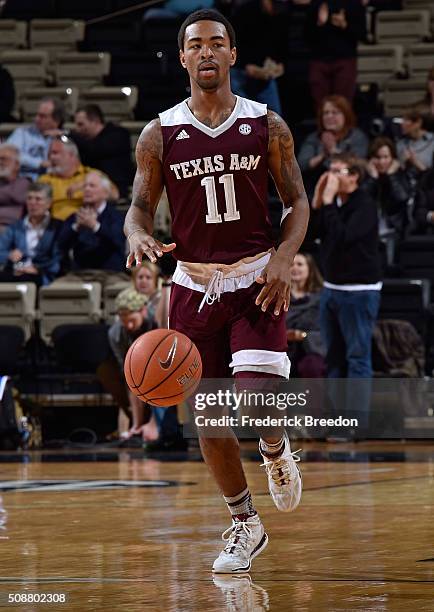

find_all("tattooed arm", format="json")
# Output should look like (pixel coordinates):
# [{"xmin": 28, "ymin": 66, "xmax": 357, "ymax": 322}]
[
  {"xmin": 255, "ymin": 110, "xmax": 310, "ymax": 315},
  {"xmin": 124, "ymin": 119, "xmax": 175, "ymax": 267}
]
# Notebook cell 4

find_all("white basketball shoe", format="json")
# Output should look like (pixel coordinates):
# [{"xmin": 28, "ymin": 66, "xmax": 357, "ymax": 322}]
[
  {"xmin": 260, "ymin": 433, "xmax": 302, "ymax": 513},
  {"xmin": 212, "ymin": 514, "xmax": 268, "ymax": 574}
]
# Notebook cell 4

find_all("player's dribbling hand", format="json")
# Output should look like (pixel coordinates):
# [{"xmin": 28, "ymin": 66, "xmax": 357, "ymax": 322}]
[
  {"xmin": 126, "ymin": 231, "xmax": 176, "ymax": 267},
  {"xmin": 255, "ymin": 253, "xmax": 291, "ymax": 316}
]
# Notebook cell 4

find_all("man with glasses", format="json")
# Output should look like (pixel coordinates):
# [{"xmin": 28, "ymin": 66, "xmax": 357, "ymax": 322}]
[
  {"xmin": 7, "ymin": 98, "xmax": 66, "ymax": 181},
  {"xmin": 312, "ymin": 152, "xmax": 382, "ymax": 439}
]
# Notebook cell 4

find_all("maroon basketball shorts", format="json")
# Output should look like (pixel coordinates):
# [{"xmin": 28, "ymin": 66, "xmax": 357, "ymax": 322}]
[{"xmin": 169, "ymin": 282, "xmax": 290, "ymax": 379}]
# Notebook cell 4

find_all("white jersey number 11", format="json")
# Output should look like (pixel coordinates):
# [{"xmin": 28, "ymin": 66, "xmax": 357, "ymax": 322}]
[{"xmin": 201, "ymin": 174, "xmax": 240, "ymax": 224}]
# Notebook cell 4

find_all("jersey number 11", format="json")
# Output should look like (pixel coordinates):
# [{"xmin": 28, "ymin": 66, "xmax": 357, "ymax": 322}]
[{"xmin": 201, "ymin": 174, "xmax": 240, "ymax": 224}]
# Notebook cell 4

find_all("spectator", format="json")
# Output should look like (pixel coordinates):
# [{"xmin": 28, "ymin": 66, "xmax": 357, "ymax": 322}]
[
  {"xmin": 144, "ymin": 0, "xmax": 214, "ymax": 21},
  {"xmin": 228, "ymin": 0, "xmax": 288, "ymax": 114},
  {"xmin": 38, "ymin": 136, "xmax": 119, "ymax": 221},
  {"xmin": 414, "ymin": 66, "xmax": 434, "ymax": 133},
  {"xmin": 396, "ymin": 108, "xmax": 434, "ymax": 177},
  {"xmin": 70, "ymin": 105, "xmax": 134, "ymax": 199},
  {"xmin": 365, "ymin": 137, "xmax": 412, "ymax": 240},
  {"xmin": 411, "ymin": 166, "xmax": 434, "ymax": 235},
  {"xmin": 312, "ymin": 153, "xmax": 382, "ymax": 437},
  {"xmin": 56, "ymin": 171, "xmax": 127, "ymax": 288},
  {"xmin": 7, "ymin": 97, "xmax": 65, "ymax": 181},
  {"xmin": 298, "ymin": 95, "xmax": 368, "ymax": 197},
  {"xmin": 0, "ymin": 144, "xmax": 29, "ymax": 231},
  {"xmin": 131, "ymin": 261, "xmax": 162, "ymax": 322},
  {"xmin": 286, "ymin": 252, "xmax": 326, "ymax": 378},
  {"xmin": 0, "ymin": 183, "xmax": 61, "ymax": 286},
  {"xmin": 108, "ymin": 288, "xmax": 159, "ymax": 441},
  {"xmin": 0, "ymin": 63, "xmax": 15, "ymax": 123},
  {"xmin": 305, "ymin": 0, "xmax": 366, "ymax": 108}
]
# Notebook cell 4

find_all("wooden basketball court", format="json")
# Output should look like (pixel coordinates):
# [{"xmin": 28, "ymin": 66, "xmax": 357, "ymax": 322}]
[{"xmin": 0, "ymin": 441, "xmax": 433, "ymax": 610}]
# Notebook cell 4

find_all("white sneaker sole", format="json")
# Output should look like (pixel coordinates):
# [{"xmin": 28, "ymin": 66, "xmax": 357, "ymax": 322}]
[{"xmin": 212, "ymin": 532, "xmax": 269, "ymax": 574}]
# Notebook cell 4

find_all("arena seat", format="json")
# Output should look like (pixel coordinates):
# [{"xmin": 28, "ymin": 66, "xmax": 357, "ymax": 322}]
[
  {"xmin": 376, "ymin": 10, "xmax": 432, "ymax": 47},
  {"xmin": 383, "ymin": 78, "xmax": 426, "ymax": 116},
  {"xmin": 403, "ymin": 0, "xmax": 434, "ymax": 31},
  {"xmin": 398, "ymin": 237, "xmax": 434, "ymax": 300},
  {"xmin": 0, "ymin": 326, "xmax": 26, "ymax": 375},
  {"xmin": 0, "ymin": 50, "xmax": 49, "ymax": 99},
  {"xmin": 38, "ymin": 282, "xmax": 102, "ymax": 344},
  {"xmin": 30, "ymin": 19, "xmax": 85, "ymax": 61},
  {"xmin": 79, "ymin": 87, "xmax": 138, "ymax": 121},
  {"xmin": 379, "ymin": 278, "xmax": 430, "ymax": 335},
  {"xmin": 55, "ymin": 52, "xmax": 111, "ymax": 89},
  {"xmin": 20, "ymin": 87, "xmax": 79, "ymax": 122},
  {"xmin": 52, "ymin": 324, "xmax": 110, "ymax": 373},
  {"xmin": 0, "ymin": 283, "xmax": 37, "ymax": 341},
  {"xmin": 103, "ymin": 282, "xmax": 131, "ymax": 324},
  {"xmin": 357, "ymin": 44, "xmax": 404, "ymax": 87},
  {"xmin": 120, "ymin": 121, "xmax": 148, "ymax": 160},
  {"xmin": 0, "ymin": 20, "xmax": 27, "ymax": 52},
  {"xmin": 407, "ymin": 44, "xmax": 434, "ymax": 79}
]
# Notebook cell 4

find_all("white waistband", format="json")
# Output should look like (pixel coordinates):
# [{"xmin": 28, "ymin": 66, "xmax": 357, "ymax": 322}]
[{"xmin": 173, "ymin": 251, "xmax": 272, "ymax": 311}]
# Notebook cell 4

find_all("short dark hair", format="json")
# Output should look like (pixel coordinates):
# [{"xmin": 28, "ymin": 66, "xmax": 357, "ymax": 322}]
[
  {"xmin": 369, "ymin": 136, "xmax": 397, "ymax": 160},
  {"xmin": 330, "ymin": 152, "xmax": 365, "ymax": 185},
  {"xmin": 41, "ymin": 97, "xmax": 66, "ymax": 127},
  {"xmin": 27, "ymin": 182, "xmax": 52, "ymax": 200},
  {"xmin": 402, "ymin": 107, "xmax": 424, "ymax": 124},
  {"xmin": 178, "ymin": 9, "xmax": 236, "ymax": 50},
  {"xmin": 76, "ymin": 103, "xmax": 105, "ymax": 124}
]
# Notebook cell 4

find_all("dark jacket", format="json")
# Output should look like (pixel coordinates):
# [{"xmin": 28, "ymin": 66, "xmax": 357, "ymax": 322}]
[
  {"xmin": 411, "ymin": 168, "xmax": 434, "ymax": 235},
  {"xmin": 305, "ymin": 0, "xmax": 366, "ymax": 60},
  {"xmin": 286, "ymin": 292, "xmax": 325, "ymax": 356},
  {"xmin": 313, "ymin": 188, "xmax": 382, "ymax": 284},
  {"xmin": 70, "ymin": 123, "xmax": 134, "ymax": 198},
  {"xmin": 59, "ymin": 203, "xmax": 126, "ymax": 272},
  {"xmin": 0, "ymin": 217, "xmax": 62, "ymax": 284},
  {"xmin": 0, "ymin": 65, "xmax": 15, "ymax": 123},
  {"xmin": 364, "ymin": 170, "xmax": 412, "ymax": 236}
]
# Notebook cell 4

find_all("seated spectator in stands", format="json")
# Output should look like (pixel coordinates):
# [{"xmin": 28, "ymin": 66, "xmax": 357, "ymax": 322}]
[
  {"xmin": 411, "ymin": 166, "xmax": 434, "ymax": 235},
  {"xmin": 228, "ymin": 0, "xmax": 288, "ymax": 114},
  {"xmin": 414, "ymin": 66, "xmax": 434, "ymax": 133},
  {"xmin": 0, "ymin": 144, "xmax": 29, "ymax": 231},
  {"xmin": 365, "ymin": 137, "xmax": 412, "ymax": 239},
  {"xmin": 0, "ymin": 183, "xmax": 61, "ymax": 286},
  {"xmin": 7, "ymin": 97, "xmax": 65, "ymax": 181},
  {"xmin": 286, "ymin": 253, "xmax": 326, "ymax": 378},
  {"xmin": 38, "ymin": 136, "xmax": 119, "ymax": 221},
  {"xmin": 396, "ymin": 108, "xmax": 434, "ymax": 177},
  {"xmin": 131, "ymin": 261, "xmax": 162, "ymax": 323},
  {"xmin": 70, "ymin": 105, "xmax": 134, "ymax": 199},
  {"xmin": 298, "ymin": 95, "xmax": 368, "ymax": 197},
  {"xmin": 56, "ymin": 171, "xmax": 127, "ymax": 288},
  {"xmin": 0, "ymin": 63, "xmax": 15, "ymax": 123},
  {"xmin": 108, "ymin": 288, "xmax": 159, "ymax": 441},
  {"xmin": 305, "ymin": 0, "xmax": 366, "ymax": 109},
  {"xmin": 312, "ymin": 153, "xmax": 382, "ymax": 437}
]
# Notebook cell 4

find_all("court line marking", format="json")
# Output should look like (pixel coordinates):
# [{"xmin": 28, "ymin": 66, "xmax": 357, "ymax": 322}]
[{"xmin": 0, "ymin": 577, "xmax": 433, "ymax": 584}]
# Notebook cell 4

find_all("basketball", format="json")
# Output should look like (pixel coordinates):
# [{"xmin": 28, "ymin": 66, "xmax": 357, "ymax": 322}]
[{"xmin": 124, "ymin": 329, "xmax": 202, "ymax": 406}]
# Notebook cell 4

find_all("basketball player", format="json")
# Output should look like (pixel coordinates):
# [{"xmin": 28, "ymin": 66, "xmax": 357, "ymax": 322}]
[{"xmin": 124, "ymin": 9, "xmax": 310, "ymax": 573}]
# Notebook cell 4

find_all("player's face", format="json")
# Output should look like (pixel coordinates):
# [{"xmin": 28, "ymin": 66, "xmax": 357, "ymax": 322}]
[
  {"xmin": 290, "ymin": 254, "xmax": 309, "ymax": 286},
  {"xmin": 180, "ymin": 20, "xmax": 236, "ymax": 91},
  {"xmin": 372, "ymin": 145, "xmax": 393, "ymax": 174},
  {"xmin": 135, "ymin": 267, "xmax": 156, "ymax": 295}
]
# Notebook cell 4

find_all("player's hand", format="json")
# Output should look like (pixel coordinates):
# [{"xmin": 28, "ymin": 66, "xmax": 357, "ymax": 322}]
[
  {"xmin": 126, "ymin": 231, "xmax": 176, "ymax": 267},
  {"xmin": 255, "ymin": 253, "xmax": 291, "ymax": 316}
]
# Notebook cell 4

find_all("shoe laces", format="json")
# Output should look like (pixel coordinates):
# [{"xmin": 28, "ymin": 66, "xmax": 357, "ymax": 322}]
[
  {"xmin": 221, "ymin": 519, "xmax": 257, "ymax": 555},
  {"xmin": 261, "ymin": 448, "xmax": 301, "ymax": 487}
]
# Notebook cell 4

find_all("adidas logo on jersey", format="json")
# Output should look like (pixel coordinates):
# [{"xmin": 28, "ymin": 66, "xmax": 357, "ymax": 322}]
[{"xmin": 176, "ymin": 130, "xmax": 190, "ymax": 140}]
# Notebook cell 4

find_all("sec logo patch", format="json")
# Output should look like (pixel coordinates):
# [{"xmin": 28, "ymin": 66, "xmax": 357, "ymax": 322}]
[{"xmin": 239, "ymin": 123, "xmax": 252, "ymax": 135}]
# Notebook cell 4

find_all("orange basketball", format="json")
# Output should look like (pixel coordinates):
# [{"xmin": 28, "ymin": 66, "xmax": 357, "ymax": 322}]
[{"xmin": 124, "ymin": 329, "xmax": 202, "ymax": 407}]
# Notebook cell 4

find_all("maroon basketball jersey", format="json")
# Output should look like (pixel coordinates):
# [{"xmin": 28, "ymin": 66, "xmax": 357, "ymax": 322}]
[{"xmin": 159, "ymin": 96, "xmax": 273, "ymax": 264}]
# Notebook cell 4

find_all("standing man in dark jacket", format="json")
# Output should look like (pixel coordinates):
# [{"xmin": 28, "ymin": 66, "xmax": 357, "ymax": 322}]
[
  {"xmin": 312, "ymin": 152, "xmax": 382, "ymax": 436},
  {"xmin": 305, "ymin": 0, "xmax": 366, "ymax": 108},
  {"xmin": 70, "ymin": 104, "xmax": 134, "ymax": 199}
]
